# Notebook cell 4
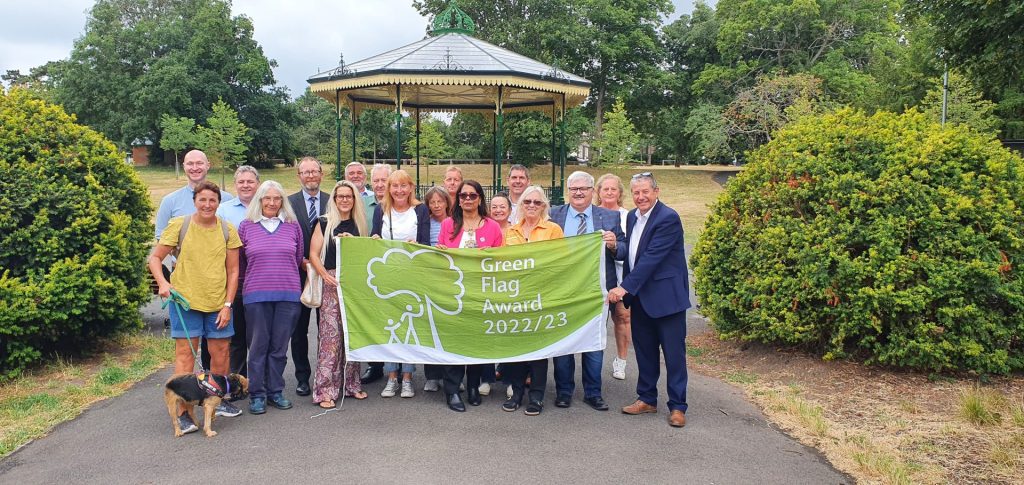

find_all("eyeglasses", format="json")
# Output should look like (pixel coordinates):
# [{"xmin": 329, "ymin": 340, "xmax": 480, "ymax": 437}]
[
  {"xmin": 631, "ymin": 172, "xmax": 653, "ymax": 180},
  {"xmin": 299, "ymin": 170, "xmax": 322, "ymax": 177},
  {"xmin": 521, "ymin": 199, "xmax": 544, "ymax": 207},
  {"xmin": 458, "ymin": 193, "xmax": 480, "ymax": 201},
  {"xmin": 335, "ymin": 195, "xmax": 354, "ymax": 201},
  {"xmin": 568, "ymin": 186, "xmax": 593, "ymax": 192}
]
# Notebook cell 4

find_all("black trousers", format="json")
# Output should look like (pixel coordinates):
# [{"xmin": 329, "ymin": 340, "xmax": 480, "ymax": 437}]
[
  {"xmin": 442, "ymin": 365, "xmax": 482, "ymax": 395},
  {"xmin": 504, "ymin": 359, "xmax": 548, "ymax": 404},
  {"xmin": 425, "ymin": 364, "xmax": 443, "ymax": 381},
  {"xmin": 290, "ymin": 305, "xmax": 316, "ymax": 385}
]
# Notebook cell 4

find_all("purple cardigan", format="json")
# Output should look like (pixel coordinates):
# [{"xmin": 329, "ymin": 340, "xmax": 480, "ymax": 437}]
[
  {"xmin": 438, "ymin": 217, "xmax": 505, "ymax": 248},
  {"xmin": 238, "ymin": 220, "xmax": 304, "ymax": 304}
]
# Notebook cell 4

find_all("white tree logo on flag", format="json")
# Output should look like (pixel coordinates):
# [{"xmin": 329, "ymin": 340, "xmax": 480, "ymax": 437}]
[{"xmin": 366, "ymin": 248, "xmax": 465, "ymax": 350}]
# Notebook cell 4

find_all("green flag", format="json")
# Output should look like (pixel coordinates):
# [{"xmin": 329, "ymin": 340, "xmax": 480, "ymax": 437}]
[{"xmin": 337, "ymin": 233, "xmax": 607, "ymax": 363}]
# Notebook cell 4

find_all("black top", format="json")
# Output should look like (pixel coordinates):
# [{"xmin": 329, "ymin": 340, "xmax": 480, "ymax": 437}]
[{"xmin": 322, "ymin": 218, "xmax": 358, "ymax": 270}]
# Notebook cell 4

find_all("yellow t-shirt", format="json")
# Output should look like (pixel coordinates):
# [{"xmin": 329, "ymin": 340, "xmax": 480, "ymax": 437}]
[{"xmin": 160, "ymin": 216, "xmax": 243, "ymax": 312}]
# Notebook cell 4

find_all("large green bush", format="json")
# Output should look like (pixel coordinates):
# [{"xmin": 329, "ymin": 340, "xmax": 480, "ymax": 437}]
[
  {"xmin": 0, "ymin": 89, "xmax": 152, "ymax": 379},
  {"xmin": 692, "ymin": 109, "xmax": 1024, "ymax": 374}
]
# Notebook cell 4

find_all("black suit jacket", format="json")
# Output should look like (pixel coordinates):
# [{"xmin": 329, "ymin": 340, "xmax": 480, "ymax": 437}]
[
  {"xmin": 288, "ymin": 189, "xmax": 330, "ymax": 258},
  {"xmin": 549, "ymin": 203, "xmax": 624, "ymax": 291}
]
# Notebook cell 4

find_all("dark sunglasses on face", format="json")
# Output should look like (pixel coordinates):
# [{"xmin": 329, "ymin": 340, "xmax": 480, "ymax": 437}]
[
  {"xmin": 458, "ymin": 192, "xmax": 480, "ymax": 201},
  {"xmin": 521, "ymin": 199, "xmax": 544, "ymax": 207}
]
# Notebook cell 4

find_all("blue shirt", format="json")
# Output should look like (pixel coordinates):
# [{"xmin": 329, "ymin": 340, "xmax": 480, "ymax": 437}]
[
  {"xmin": 216, "ymin": 197, "xmax": 250, "ymax": 229},
  {"xmin": 568, "ymin": 204, "xmax": 595, "ymax": 235},
  {"xmin": 154, "ymin": 185, "xmax": 233, "ymax": 238},
  {"xmin": 429, "ymin": 217, "xmax": 442, "ymax": 246}
]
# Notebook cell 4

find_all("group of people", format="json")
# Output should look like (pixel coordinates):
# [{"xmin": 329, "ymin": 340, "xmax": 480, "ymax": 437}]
[{"xmin": 149, "ymin": 150, "xmax": 691, "ymax": 434}]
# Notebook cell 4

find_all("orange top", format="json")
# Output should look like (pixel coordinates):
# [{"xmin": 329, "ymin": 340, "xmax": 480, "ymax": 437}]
[{"xmin": 504, "ymin": 218, "xmax": 564, "ymax": 245}]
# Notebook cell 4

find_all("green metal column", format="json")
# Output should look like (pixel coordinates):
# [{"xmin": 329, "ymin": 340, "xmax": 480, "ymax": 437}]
[
  {"xmin": 491, "ymin": 115, "xmax": 498, "ymax": 193},
  {"xmin": 495, "ymin": 86, "xmax": 504, "ymax": 195},
  {"xmin": 558, "ymin": 94, "xmax": 566, "ymax": 205},
  {"xmin": 335, "ymin": 91, "xmax": 342, "ymax": 181},
  {"xmin": 550, "ymin": 103, "xmax": 556, "ymax": 191},
  {"xmin": 395, "ymin": 84, "xmax": 402, "ymax": 170},
  {"xmin": 415, "ymin": 108, "xmax": 421, "ymax": 190},
  {"xmin": 351, "ymin": 102, "xmax": 357, "ymax": 165}
]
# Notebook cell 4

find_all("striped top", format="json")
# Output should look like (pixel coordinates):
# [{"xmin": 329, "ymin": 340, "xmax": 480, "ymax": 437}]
[{"xmin": 238, "ymin": 220, "xmax": 304, "ymax": 304}]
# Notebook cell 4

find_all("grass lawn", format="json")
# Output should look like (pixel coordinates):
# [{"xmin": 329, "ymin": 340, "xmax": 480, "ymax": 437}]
[{"xmin": 137, "ymin": 162, "xmax": 739, "ymax": 246}]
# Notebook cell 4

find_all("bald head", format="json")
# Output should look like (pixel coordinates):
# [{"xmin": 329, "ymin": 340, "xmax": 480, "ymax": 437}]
[{"xmin": 182, "ymin": 150, "xmax": 211, "ymax": 187}]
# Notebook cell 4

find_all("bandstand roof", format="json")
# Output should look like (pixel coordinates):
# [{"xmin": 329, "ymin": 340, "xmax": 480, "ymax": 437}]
[{"xmin": 307, "ymin": 5, "xmax": 590, "ymax": 115}]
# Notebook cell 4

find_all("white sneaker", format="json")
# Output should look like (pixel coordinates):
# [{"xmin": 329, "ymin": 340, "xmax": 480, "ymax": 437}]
[
  {"xmin": 612, "ymin": 357, "xmax": 627, "ymax": 380},
  {"xmin": 423, "ymin": 379, "xmax": 440, "ymax": 392},
  {"xmin": 478, "ymin": 382, "xmax": 491, "ymax": 396},
  {"xmin": 401, "ymin": 380, "xmax": 415, "ymax": 398},
  {"xmin": 506, "ymin": 384, "xmax": 514, "ymax": 399},
  {"xmin": 381, "ymin": 378, "xmax": 398, "ymax": 398}
]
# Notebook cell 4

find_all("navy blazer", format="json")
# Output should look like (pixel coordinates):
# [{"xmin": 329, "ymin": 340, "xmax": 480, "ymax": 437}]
[
  {"xmin": 288, "ymin": 189, "xmax": 330, "ymax": 258},
  {"xmin": 549, "ymin": 204, "xmax": 625, "ymax": 291},
  {"xmin": 615, "ymin": 200, "xmax": 690, "ymax": 318},
  {"xmin": 370, "ymin": 203, "xmax": 432, "ymax": 245}
]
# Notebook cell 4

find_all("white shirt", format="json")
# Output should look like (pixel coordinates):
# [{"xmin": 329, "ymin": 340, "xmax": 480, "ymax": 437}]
[
  {"xmin": 382, "ymin": 207, "xmax": 418, "ymax": 241},
  {"xmin": 629, "ymin": 202, "xmax": 657, "ymax": 270},
  {"xmin": 259, "ymin": 216, "xmax": 282, "ymax": 233}
]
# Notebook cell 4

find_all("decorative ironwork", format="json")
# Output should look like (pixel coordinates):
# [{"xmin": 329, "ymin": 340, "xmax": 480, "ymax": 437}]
[
  {"xmin": 430, "ymin": 1, "xmax": 476, "ymax": 35},
  {"xmin": 427, "ymin": 47, "xmax": 471, "ymax": 71},
  {"xmin": 326, "ymin": 62, "xmax": 354, "ymax": 77},
  {"xmin": 539, "ymin": 60, "xmax": 569, "ymax": 81}
]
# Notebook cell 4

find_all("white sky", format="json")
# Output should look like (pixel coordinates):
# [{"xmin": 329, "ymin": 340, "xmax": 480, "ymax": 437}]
[{"xmin": 0, "ymin": 0, "xmax": 709, "ymax": 99}]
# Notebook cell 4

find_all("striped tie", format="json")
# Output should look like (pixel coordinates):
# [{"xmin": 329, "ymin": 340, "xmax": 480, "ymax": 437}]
[
  {"xmin": 576, "ymin": 213, "xmax": 587, "ymax": 236},
  {"xmin": 307, "ymin": 196, "xmax": 317, "ymax": 228}
]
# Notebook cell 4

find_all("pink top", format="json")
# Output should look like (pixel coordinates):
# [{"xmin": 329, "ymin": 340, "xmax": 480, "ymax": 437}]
[{"xmin": 438, "ymin": 217, "xmax": 505, "ymax": 248}]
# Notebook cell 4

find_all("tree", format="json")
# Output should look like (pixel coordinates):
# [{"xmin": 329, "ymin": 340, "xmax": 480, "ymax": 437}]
[
  {"xmin": 409, "ymin": 117, "xmax": 449, "ymax": 163},
  {"xmin": 50, "ymin": 0, "xmax": 291, "ymax": 160},
  {"xmin": 291, "ymin": 89, "xmax": 350, "ymax": 166},
  {"xmin": 723, "ymin": 73, "xmax": 827, "ymax": 151},
  {"xmin": 592, "ymin": 99, "xmax": 639, "ymax": 165},
  {"xmin": 919, "ymin": 72, "xmax": 1001, "ymax": 135},
  {"xmin": 0, "ymin": 89, "xmax": 152, "ymax": 378},
  {"xmin": 445, "ymin": 113, "xmax": 491, "ymax": 160},
  {"xmin": 684, "ymin": 103, "xmax": 733, "ymax": 164},
  {"xmin": 196, "ymin": 99, "xmax": 250, "ymax": 187},
  {"xmin": 159, "ymin": 115, "xmax": 197, "ymax": 179}
]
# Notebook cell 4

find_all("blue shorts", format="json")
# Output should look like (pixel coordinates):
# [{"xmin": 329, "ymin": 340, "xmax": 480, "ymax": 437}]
[{"xmin": 168, "ymin": 304, "xmax": 234, "ymax": 339}]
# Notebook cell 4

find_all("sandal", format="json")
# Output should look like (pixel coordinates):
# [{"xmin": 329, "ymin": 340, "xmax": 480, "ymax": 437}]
[
  {"xmin": 346, "ymin": 391, "xmax": 368, "ymax": 400},
  {"xmin": 318, "ymin": 400, "xmax": 335, "ymax": 409}
]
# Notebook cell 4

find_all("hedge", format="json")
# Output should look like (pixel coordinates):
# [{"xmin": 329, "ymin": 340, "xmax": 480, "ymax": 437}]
[
  {"xmin": 691, "ymin": 109, "xmax": 1024, "ymax": 374},
  {"xmin": 0, "ymin": 89, "xmax": 153, "ymax": 379}
]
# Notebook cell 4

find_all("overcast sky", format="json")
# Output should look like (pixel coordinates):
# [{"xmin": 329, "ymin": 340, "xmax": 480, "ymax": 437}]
[{"xmin": 1, "ymin": 0, "xmax": 710, "ymax": 99}]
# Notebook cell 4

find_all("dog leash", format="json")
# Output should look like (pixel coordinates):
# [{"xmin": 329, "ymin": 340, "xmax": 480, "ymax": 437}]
[{"xmin": 162, "ymin": 289, "xmax": 206, "ymax": 373}]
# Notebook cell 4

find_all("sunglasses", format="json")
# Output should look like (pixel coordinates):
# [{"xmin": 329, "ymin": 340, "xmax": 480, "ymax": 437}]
[
  {"xmin": 458, "ymin": 192, "xmax": 480, "ymax": 201},
  {"xmin": 521, "ymin": 199, "xmax": 544, "ymax": 207},
  {"xmin": 631, "ymin": 172, "xmax": 653, "ymax": 180}
]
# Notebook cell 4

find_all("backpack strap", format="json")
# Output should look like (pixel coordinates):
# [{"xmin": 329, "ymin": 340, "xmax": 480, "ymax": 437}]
[{"xmin": 174, "ymin": 215, "xmax": 229, "ymax": 258}]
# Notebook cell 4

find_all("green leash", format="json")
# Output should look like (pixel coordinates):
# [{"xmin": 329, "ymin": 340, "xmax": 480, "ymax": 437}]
[{"xmin": 161, "ymin": 289, "xmax": 205, "ymax": 373}]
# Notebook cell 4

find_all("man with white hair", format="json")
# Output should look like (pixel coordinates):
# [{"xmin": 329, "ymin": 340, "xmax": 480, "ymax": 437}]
[
  {"xmin": 549, "ymin": 171, "xmax": 623, "ymax": 411},
  {"xmin": 345, "ymin": 161, "xmax": 373, "ymax": 197},
  {"xmin": 607, "ymin": 172, "xmax": 690, "ymax": 428}
]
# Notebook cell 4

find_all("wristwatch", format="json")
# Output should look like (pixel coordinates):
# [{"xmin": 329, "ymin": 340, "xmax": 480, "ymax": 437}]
[{"xmin": 223, "ymin": 302, "xmax": 232, "ymax": 308}]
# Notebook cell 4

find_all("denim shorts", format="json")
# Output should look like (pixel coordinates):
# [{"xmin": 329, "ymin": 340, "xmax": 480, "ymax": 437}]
[{"xmin": 168, "ymin": 304, "xmax": 234, "ymax": 339}]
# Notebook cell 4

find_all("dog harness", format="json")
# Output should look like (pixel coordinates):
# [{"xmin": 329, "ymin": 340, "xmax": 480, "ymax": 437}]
[{"xmin": 196, "ymin": 372, "xmax": 229, "ymax": 398}]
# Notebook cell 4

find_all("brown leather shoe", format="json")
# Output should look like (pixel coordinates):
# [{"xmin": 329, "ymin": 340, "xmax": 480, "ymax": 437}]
[
  {"xmin": 669, "ymin": 410, "xmax": 686, "ymax": 427},
  {"xmin": 621, "ymin": 399, "xmax": 657, "ymax": 415}
]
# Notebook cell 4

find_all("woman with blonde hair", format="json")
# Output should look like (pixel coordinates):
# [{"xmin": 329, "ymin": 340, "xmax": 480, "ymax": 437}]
[
  {"xmin": 238, "ymin": 180, "xmax": 304, "ymax": 415},
  {"xmin": 502, "ymin": 185, "xmax": 564, "ymax": 416},
  {"xmin": 595, "ymin": 173, "xmax": 632, "ymax": 380},
  {"xmin": 370, "ymin": 169, "xmax": 431, "ymax": 398},
  {"xmin": 310, "ymin": 180, "xmax": 369, "ymax": 408}
]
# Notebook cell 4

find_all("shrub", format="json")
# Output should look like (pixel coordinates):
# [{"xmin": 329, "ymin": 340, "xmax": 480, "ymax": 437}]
[
  {"xmin": 691, "ymin": 108, "xmax": 1024, "ymax": 374},
  {"xmin": 0, "ymin": 89, "xmax": 153, "ymax": 379}
]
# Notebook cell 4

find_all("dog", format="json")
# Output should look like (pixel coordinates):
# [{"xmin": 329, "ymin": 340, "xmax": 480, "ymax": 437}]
[{"xmin": 164, "ymin": 372, "xmax": 249, "ymax": 437}]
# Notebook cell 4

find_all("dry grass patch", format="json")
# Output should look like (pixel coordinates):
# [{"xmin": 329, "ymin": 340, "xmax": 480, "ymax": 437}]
[
  {"xmin": 0, "ymin": 333, "xmax": 173, "ymax": 457},
  {"xmin": 688, "ymin": 331, "xmax": 1024, "ymax": 483}
]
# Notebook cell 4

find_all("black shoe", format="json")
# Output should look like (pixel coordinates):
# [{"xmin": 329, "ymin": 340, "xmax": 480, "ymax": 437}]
[
  {"xmin": 525, "ymin": 400, "xmax": 543, "ymax": 416},
  {"xmin": 467, "ymin": 387, "xmax": 482, "ymax": 406},
  {"xmin": 555, "ymin": 394, "xmax": 572, "ymax": 408},
  {"xmin": 584, "ymin": 396, "xmax": 609, "ymax": 411},
  {"xmin": 295, "ymin": 382, "xmax": 311, "ymax": 396},
  {"xmin": 360, "ymin": 365, "xmax": 383, "ymax": 384},
  {"xmin": 447, "ymin": 393, "xmax": 466, "ymax": 412},
  {"xmin": 502, "ymin": 397, "xmax": 520, "ymax": 412}
]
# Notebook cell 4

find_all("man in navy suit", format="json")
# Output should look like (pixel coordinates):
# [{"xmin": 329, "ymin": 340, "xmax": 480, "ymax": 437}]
[
  {"xmin": 606, "ymin": 172, "xmax": 690, "ymax": 428},
  {"xmin": 287, "ymin": 157, "xmax": 330, "ymax": 397},
  {"xmin": 549, "ymin": 171, "xmax": 624, "ymax": 411}
]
